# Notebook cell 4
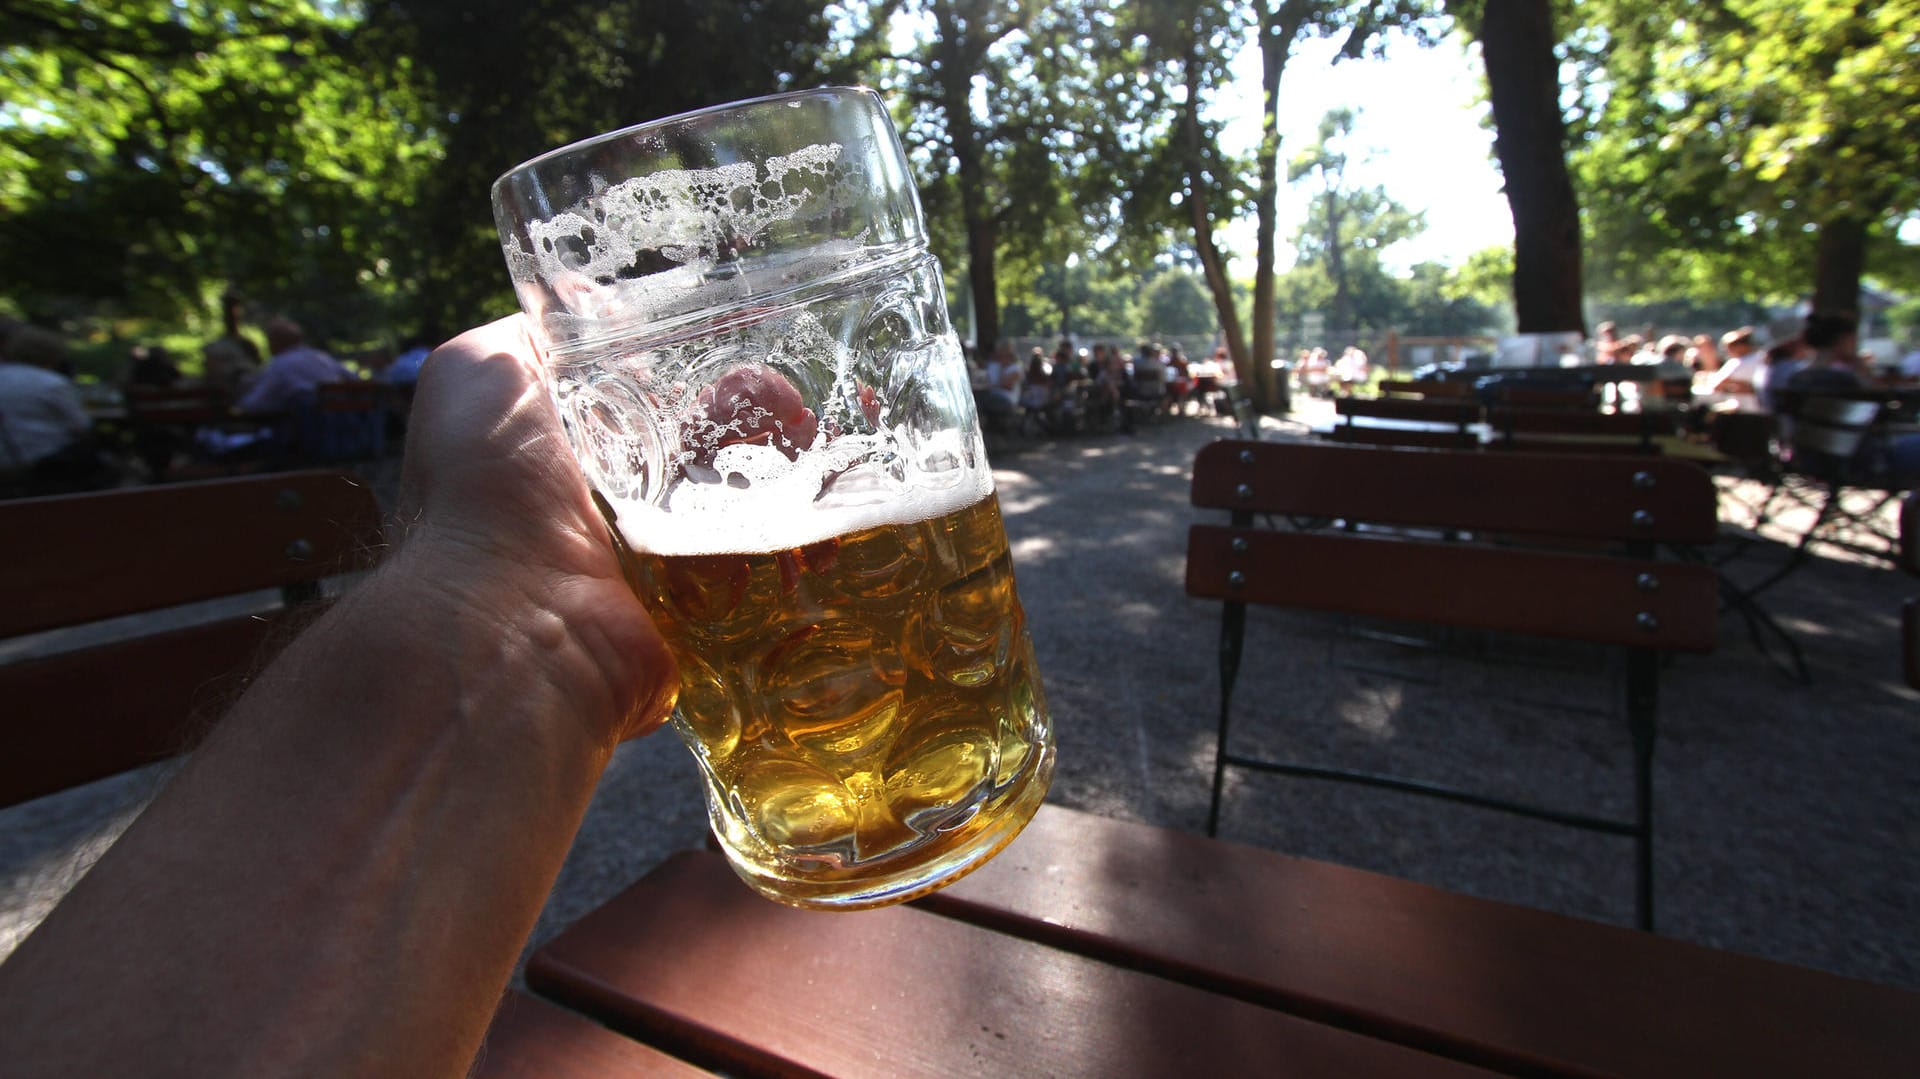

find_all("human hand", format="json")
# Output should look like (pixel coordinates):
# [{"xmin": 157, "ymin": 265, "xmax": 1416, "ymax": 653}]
[{"xmin": 395, "ymin": 315, "xmax": 678, "ymax": 744}]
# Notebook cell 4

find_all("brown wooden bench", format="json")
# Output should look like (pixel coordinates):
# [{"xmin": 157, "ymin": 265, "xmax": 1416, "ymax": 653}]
[
  {"xmin": 0, "ymin": 470, "xmax": 385, "ymax": 807},
  {"xmin": 1377, "ymin": 378, "xmax": 1475, "ymax": 400},
  {"xmin": 1187, "ymin": 440, "xmax": 1720, "ymax": 931},
  {"xmin": 1487, "ymin": 405, "xmax": 1678, "ymax": 454},
  {"xmin": 525, "ymin": 840, "xmax": 1492, "ymax": 1078},
  {"xmin": 1492, "ymin": 384, "xmax": 1595, "ymax": 409},
  {"xmin": 1325, "ymin": 396, "xmax": 1484, "ymax": 450},
  {"xmin": 291, "ymin": 380, "xmax": 398, "ymax": 465},
  {"xmin": 476, "ymin": 991, "xmax": 708, "ymax": 1078},
  {"xmin": 917, "ymin": 804, "xmax": 1920, "ymax": 1078},
  {"xmin": 515, "ymin": 803, "xmax": 1920, "ymax": 1077},
  {"xmin": 120, "ymin": 383, "xmax": 282, "ymax": 482}
]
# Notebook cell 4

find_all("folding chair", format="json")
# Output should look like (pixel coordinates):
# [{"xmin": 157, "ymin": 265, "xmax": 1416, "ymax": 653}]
[
  {"xmin": 1747, "ymin": 398, "xmax": 1901, "ymax": 585},
  {"xmin": 1187, "ymin": 441, "xmax": 1719, "ymax": 930},
  {"xmin": 1220, "ymin": 383, "xmax": 1260, "ymax": 440}
]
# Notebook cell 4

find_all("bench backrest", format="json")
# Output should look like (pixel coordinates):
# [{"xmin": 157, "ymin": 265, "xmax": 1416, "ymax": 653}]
[
  {"xmin": 1186, "ymin": 441, "xmax": 1720, "ymax": 928},
  {"xmin": 1192, "ymin": 439, "xmax": 1717, "ymax": 547},
  {"xmin": 0, "ymin": 470, "xmax": 386, "ymax": 806},
  {"xmin": 1493, "ymin": 384, "xmax": 1597, "ymax": 409},
  {"xmin": 1334, "ymin": 396, "xmax": 1482, "ymax": 426}
]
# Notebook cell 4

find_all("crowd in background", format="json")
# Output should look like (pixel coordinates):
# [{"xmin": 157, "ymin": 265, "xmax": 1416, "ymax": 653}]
[
  {"xmin": 971, "ymin": 337, "xmax": 1238, "ymax": 437},
  {"xmin": 0, "ymin": 302, "xmax": 437, "ymax": 497}
]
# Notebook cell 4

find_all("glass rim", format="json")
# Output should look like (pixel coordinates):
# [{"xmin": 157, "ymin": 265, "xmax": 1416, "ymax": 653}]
[{"xmin": 491, "ymin": 85, "xmax": 882, "ymax": 195}]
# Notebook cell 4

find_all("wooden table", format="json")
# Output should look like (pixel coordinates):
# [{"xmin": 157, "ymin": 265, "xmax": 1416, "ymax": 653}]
[
  {"xmin": 1311, "ymin": 416, "xmax": 1729, "ymax": 464},
  {"xmin": 483, "ymin": 804, "xmax": 1918, "ymax": 1077}
]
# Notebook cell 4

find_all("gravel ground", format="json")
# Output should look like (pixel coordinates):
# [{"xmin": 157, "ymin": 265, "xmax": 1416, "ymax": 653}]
[{"xmin": 4, "ymin": 402, "xmax": 1917, "ymax": 992}]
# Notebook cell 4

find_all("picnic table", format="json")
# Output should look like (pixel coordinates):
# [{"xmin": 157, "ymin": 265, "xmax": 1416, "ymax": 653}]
[
  {"xmin": 1309, "ymin": 409, "xmax": 1730, "ymax": 464},
  {"xmin": 480, "ymin": 803, "xmax": 1918, "ymax": 1077}
]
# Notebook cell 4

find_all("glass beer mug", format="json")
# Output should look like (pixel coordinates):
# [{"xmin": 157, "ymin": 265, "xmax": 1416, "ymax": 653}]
[{"xmin": 492, "ymin": 87, "xmax": 1054, "ymax": 909}]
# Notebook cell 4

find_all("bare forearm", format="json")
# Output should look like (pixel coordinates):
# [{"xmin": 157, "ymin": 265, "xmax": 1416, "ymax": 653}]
[{"xmin": 0, "ymin": 541, "xmax": 638, "ymax": 1076}]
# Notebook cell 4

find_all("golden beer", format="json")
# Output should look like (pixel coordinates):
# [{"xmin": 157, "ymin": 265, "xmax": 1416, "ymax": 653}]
[
  {"xmin": 498, "ymin": 88, "xmax": 1053, "ymax": 908},
  {"xmin": 619, "ymin": 491, "xmax": 1054, "ymax": 908}
]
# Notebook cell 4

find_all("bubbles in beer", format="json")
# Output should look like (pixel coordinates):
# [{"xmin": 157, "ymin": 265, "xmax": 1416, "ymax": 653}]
[
  {"xmin": 638, "ymin": 493, "xmax": 1051, "ymax": 902},
  {"xmin": 556, "ymin": 250, "xmax": 1049, "ymax": 907},
  {"xmin": 764, "ymin": 619, "xmax": 905, "ymax": 756}
]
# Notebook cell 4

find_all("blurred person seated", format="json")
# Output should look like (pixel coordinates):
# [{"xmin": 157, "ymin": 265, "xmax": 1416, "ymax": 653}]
[
  {"xmin": 0, "ymin": 325, "xmax": 110, "ymax": 494},
  {"xmin": 188, "ymin": 317, "xmax": 352, "ymax": 461},
  {"xmin": 1054, "ymin": 347, "xmax": 1089, "ymax": 389},
  {"xmin": 1699, "ymin": 326, "xmax": 1762, "ymax": 395},
  {"xmin": 385, "ymin": 332, "xmax": 438, "ymax": 387},
  {"xmin": 1687, "ymin": 333, "xmax": 1720, "ymax": 374},
  {"xmin": 1021, "ymin": 349, "xmax": 1077, "ymax": 433},
  {"xmin": 123, "ymin": 344, "xmax": 182, "ymax": 389},
  {"xmin": 1897, "ymin": 341, "xmax": 1920, "ymax": 382},
  {"xmin": 974, "ymin": 340, "xmax": 1021, "ymax": 433},
  {"xmin": 1333, "ymin": 346, "xmax": 1370, "ymax": 396},
  {"xmin": 1020, "ymin": 349, "xmax": 1055, "ymax": 411},
  {"xmin": 1595, "ymin": 321, "xmax": 1620, "ymax": 356},
  {"xmin": 1781, "ymin": 312, "xmax": 1920, "ymax": 482},
  {"xmin": 200, "ymin": 335, "xmax": 261, "ymax": 398},
  {"xmin": 1130, "ymin": 342, "xmax": 1167, "ymax": 408},
  {"xmin": 236, "ymin": 317, "xmax": 353, "ymax": 415},
  {"xmin": 1647, "ymin": 334, "xmax": 1693, "ymax": 381},
  {"xmin": 983, "ymin": 340, "xmax": 1023, "ymax": 407},
  {"xmin": 1784, "ymin": 312, "xmax": 1868, "ymax": 395},
  {"xmin": 1298, "ymin": 347, "xmax": 1331, "ymax": 395},
  {"xmin": 1754, "ymin": 336, "xmax": 1810, "ymax": 413},
  {"xmin": 1165, "ymin": 345, "xmax": 1195, "ymax": 410}
]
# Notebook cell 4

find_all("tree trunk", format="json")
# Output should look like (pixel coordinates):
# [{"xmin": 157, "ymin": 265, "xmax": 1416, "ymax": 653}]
[
  {"xmin": 1251, "ymin": 2, "xmax": 1306, "ymax": 414},
  {"xmin": 1322, "ymin": 187, "xmax": 1352, "ymax": 332},
  {"xmin": 931, "ymin": 1, "xmax": 999, "ymax": 351},
  {"xmin": 1811, "ymin": 216, "xmax": 1867, "ymax": 317},
  {"xmin": 964, "ymin": 212, "xmax": 999, "ymax": 352},
  {"xmin": 1181, "ymin": 36, "xmax": 1252, "ymax": 397},
  {"xmin": 1482, "ymin": 0, "xmax": 1585, "ymax": 334}
]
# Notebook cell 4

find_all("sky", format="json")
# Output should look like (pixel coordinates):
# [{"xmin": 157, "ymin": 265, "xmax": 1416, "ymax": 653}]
[{"xmin": 1211, "ymin": 31, "xmax": 1515, "ymax": 276}]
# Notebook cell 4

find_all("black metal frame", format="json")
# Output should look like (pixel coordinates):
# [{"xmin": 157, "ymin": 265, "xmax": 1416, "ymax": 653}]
[{"xmin": 1203, "ymin": 506, "xmax": 1664, "ymax": 932}]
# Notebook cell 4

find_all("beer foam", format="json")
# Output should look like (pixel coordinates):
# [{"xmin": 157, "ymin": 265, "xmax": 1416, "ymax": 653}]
[
  {"xmin": 603, "ymin": 428, "xmax": 995, "ymax": 556},
  {"xmin": 526, "ymin": 144, "xmax": 857, "ymax": 331}
]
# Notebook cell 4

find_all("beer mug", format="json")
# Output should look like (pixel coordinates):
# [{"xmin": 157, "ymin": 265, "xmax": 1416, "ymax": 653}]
[{"xmin": 492, "ymin": 87, "xmax": 1054, "ymax": 909}]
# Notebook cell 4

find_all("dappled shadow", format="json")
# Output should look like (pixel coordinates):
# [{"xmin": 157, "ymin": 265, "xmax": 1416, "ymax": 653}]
[{"xmin": 1003, "ymin": 411, "xmax": 1920, "ymax": 989}]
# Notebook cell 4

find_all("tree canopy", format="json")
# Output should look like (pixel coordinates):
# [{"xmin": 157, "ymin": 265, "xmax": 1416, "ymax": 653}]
[
  {"xmin": 3, "ymin": 0, "xmax": 1913, "ymax": 363},
  {"xmin": 1569, "ymin": 0, "xmax": 1920, "ymax": 311},
  {"xmin": 1, "ymin": 0, "xmax": 431, "ymax": 337}
]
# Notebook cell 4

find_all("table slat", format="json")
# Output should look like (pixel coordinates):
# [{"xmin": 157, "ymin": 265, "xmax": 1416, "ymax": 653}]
[
  {"xmin": 476, "ymin": 991, "xmax": 710, "ymax": 1078},
  {"xmin": 529, "ymin": 850, "xmax": 1494, "ymax": 1079},
  {"xmin": 916, "ymin": 804, "xmax": 1920, "ymax": 1078}
]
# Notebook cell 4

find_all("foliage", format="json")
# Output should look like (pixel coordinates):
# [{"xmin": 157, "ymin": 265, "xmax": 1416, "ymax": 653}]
[
  {"xmin": 1394, "ymin": 261, "xmax": 1506, "ymax": 335},
  {"xmin": 1138, "ymin": 266, "xmax": 1216, "ymax": 336},
  {"xmin": 1109, "ymin": 0, "xmax": 1444, "ymax": 410},
  {"xmin": 1568, "ymin": 0, "xmax": 1920, "ymax": 303},
  {"xmin": 362, "ymin": 0, "xmax": 835, "ymax": 332},
  {"xmin": 0, "ymin": 0, "xmax": 835, "ymax": 343},
  {"xmin": 849, "ymin": 0, "xmax": 1183, "ymax": 350},
  {"xmin": 1887, "ymin": 296, "xmax": 1920, "ymax": 341},
  {"xmin": 1287, "ymin": 108, "xmax": 1425, "ymax": 331},
  {"xmin": 0, "ymin": 0, "xmax": 434, "ymax": 341}
]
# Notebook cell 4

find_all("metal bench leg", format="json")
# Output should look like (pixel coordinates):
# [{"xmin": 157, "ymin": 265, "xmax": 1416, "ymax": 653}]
[
  {"xmin": 1207, "ymin": 600, "xmax": 1247, "ymax": 838},
  {"xmin": 1627, "ymin": 648, "xmax": 1658, "ymax": 933}
]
